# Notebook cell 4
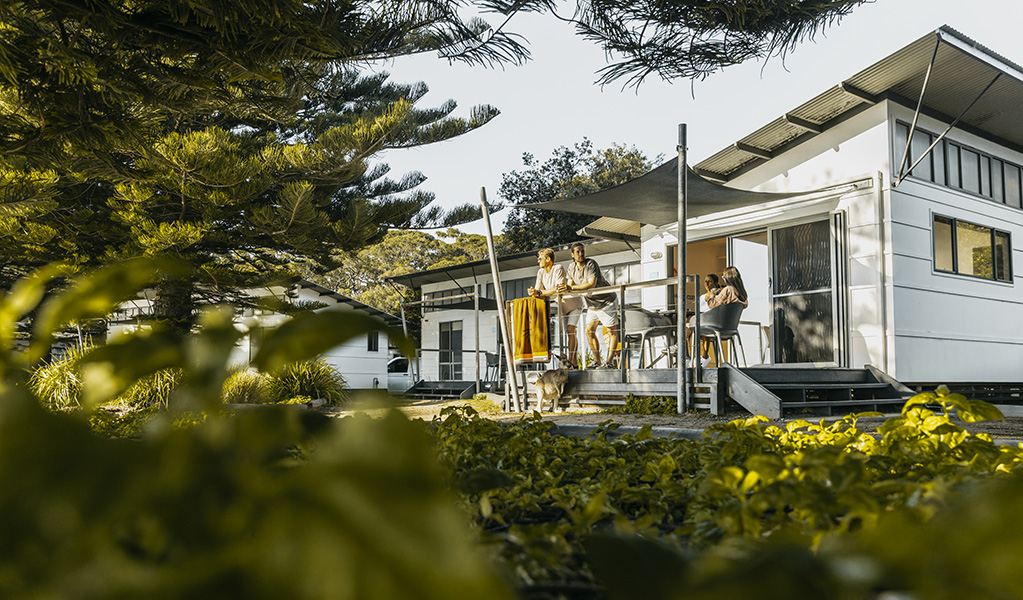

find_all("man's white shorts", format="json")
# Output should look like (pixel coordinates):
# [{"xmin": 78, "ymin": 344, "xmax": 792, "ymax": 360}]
[{"xmin": 585, "ymin": 300, "xmax": 619, "ymax": 329}]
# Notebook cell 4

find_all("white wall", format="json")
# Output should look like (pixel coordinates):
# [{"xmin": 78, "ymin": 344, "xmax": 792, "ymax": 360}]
[{"xmin": 883, "ymin": 104, "xmax": 1023, "ymax": 382}]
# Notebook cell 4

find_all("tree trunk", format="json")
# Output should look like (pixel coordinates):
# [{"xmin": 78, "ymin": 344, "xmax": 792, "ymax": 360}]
[{"xmin": 152, "ymin": 276, "xmax": 195, "ymax": 335}]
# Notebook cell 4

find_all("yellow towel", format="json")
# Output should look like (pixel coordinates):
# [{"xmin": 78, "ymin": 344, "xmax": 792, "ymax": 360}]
[{"xmin": 512, "ymin": 297, "xmax": 549, "ymax": 366}]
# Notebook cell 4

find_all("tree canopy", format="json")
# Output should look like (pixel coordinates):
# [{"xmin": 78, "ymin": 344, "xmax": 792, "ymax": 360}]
[
  {"xmin": 479, "ymin": 0, "xmax": 870, "ymax": 86},
  {"xmin": 297, "ymin": 228, "xmax": 492, "ymax": 322},
  {"xmin": 0, "ymin": 0, "xmax": 869, "ymax": 330},
  {"xmin": 499, "ymin": 139, "xmax": 653, "ymax": 252},
  {"xmin": 0, "ymin": 0, "xmax": 520, "ymax": 330}
]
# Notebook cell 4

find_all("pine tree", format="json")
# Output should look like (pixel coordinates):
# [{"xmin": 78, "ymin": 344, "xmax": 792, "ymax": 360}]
[{"xmin": 0, "ymin": 0, "xmax": 520, "ymax": 331}]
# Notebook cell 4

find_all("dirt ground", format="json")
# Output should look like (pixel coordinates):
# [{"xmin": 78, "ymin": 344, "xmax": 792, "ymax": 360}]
[{"xmin": 330, "ymin": 394, "xmax": 1023, "ymax": 441}]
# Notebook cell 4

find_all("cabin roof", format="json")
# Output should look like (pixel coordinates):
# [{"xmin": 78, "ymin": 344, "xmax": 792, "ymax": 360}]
[{"xmin": 696, "ymin": 25, "xmax": 1023, "ymax": 182}]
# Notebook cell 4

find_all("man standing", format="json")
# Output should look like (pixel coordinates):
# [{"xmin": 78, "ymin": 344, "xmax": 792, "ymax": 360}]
[
  {"xmin": 529, "ymin": 248, "xmax": 584, "ymax": 368},
  {"xmin": 558, "ymin": 243, "xmax": 619, "ymax": 368}
]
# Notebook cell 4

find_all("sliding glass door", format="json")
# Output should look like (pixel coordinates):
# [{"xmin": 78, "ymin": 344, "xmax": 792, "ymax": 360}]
[{"xmin": 771, "ymin": 220, "xmax": 836, "ymax": 364}]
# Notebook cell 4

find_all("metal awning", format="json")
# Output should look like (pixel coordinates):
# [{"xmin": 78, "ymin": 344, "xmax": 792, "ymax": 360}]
[
  {"xmin": 520, "ymin": 162, "xmax": 802, "ymax": 226},
  {"xmin": 696, "ymin": 25, "xmax": 1023, "ymax": 181}
]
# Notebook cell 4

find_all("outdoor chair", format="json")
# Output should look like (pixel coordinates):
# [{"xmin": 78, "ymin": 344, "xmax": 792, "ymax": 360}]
[
  {"xmin": 622, "ymin": 307, "xmax": 676, "ymax": 368},
  {"xmin": 696, "ymin": 303, "xmax": 747, "ymax": 367}
]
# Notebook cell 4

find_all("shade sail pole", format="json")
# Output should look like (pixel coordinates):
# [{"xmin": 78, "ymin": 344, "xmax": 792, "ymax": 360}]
[
  {"xmin": 676, "ymin": 124, "xmax": 689, "ymax": 412},
  {"xmin": 480, "ymin": 188, "xmax": 522, "ymax": 412}
]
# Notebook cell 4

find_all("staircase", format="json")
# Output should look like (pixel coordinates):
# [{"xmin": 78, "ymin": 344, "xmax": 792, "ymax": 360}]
[
  {"xmin": 725, "ymin": 365, "xmax": 914, "ymax": 419},
  {"xmin": 403, "ymin": 380, "xmax": 476, "ymax": 400}
]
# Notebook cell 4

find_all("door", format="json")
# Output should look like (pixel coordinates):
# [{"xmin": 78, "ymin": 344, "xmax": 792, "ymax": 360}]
[
  {"xmin": 730, "ymin": 232, "xmax": 770, "ymax": 364},
  {"xmin": 439, "ymin": 320, "xmax": 463, "ymax": 380},
  {"xmin": 771, "ymin": 220, "xmax": 836, "ymax": 364}
]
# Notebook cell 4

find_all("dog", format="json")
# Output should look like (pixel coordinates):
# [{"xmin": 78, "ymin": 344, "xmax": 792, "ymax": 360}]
[{"xmin": 533, "ymin": 364, "xmax": 570, "ymax": 413}]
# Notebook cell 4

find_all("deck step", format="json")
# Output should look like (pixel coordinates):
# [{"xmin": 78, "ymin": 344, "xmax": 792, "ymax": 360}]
[
  {"xmin": 782, "ymin": 398, "xmax": 908, "ymax": 409},
  {"xmin": 764, "ymin": 382, "xmax": 890, "ymax": 390}
]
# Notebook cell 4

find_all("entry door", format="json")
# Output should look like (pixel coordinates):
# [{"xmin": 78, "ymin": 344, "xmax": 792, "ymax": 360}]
[
  {"xmin": 771, "ymin": 220, "xmax": 836, "ymax": 364},
  {"xmin": 439, "ymin": 321, "xmax": 463, "ymax": 380}
]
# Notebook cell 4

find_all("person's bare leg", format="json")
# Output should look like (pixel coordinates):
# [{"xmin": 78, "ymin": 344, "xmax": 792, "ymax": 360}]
[
  {"xmin": 585, "ymin": 320, "xmax": 602, "ymax": 366},
  {"xmin": 567, "ymin": 325, "xmax": 578, "ymax": 367},
  {"xmin": 607, "ymin": 328, "xmax": 619, "ymax": 367}
]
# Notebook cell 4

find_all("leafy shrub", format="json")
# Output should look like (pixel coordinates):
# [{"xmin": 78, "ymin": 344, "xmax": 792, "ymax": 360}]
[
  {"xmin": 222, "ymin": 368, "xmax": 270, "ymax": 404},
  {"xmin": 118, "ymin": 368, "xmax": 185, "ymax": 407},
  {"xmin": 431, "ymin": 390, "xmax": 1023, "ymax": 598},
  {"xmin": 265, "ymin": 359, "xmax": 348, "ymax": 407},
  {"xmin": 603, "ymin": 394, "xmax": 678, "ymax": 415},
  {"xmin": 28, "ymin": 339, "xmax": 93, "ymax": 409}
]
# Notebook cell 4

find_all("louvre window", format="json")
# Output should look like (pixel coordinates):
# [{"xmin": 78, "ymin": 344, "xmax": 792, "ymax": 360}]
[{"xmin": 895, "ymin": 122, "xmax": 1023, "ymax": 208}]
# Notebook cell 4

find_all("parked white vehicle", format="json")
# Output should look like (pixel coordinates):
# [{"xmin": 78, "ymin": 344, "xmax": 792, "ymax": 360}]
[{"xmin": 387, "ymin": 356, "xmax": 415, "ymax": 393}]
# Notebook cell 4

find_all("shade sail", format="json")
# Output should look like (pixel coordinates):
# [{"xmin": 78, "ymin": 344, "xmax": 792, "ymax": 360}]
[{"xmin": 523, "ymin": 161, "xmax": 802, "ymax": 226}]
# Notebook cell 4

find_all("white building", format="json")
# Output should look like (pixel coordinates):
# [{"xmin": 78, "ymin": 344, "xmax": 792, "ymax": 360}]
[
  {"xmin": 536, "ymin": 25, "xmax": 1022, "ymax": 388},
  {"xmin": 110, "ymin": 280, "xmax": 402, "ymax": 391}
]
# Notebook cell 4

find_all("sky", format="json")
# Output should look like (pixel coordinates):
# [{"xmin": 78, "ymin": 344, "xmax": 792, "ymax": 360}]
[{"xmin": 373, "ymin": 0, "xmax": 1021, "ymax": 237}]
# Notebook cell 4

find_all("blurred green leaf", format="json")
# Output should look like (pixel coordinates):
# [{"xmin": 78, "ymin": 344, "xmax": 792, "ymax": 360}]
[
  {"xmin": 77, "ymin": 329, "xmax": 184, "ymax": 407},
  {"xmin": 584, "ymin": 533, "xmax": 688, "ymax": 600},
  {"xmin": 253, "ymin": 310, "xmax": 413, "ymax": 373},
  {"xmin": 30, "ymin": 258, "xmax": 183, "ymax": 361}
]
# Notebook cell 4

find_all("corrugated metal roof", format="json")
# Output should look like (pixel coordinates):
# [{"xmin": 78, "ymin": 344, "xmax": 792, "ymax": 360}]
[
  {"xmin": 578, "ymin": 217, "xmax": 642, "ymax": 241},
  {"xmin": 695, "ymin": 26, "xmax": 1023, "ymax": 181}
]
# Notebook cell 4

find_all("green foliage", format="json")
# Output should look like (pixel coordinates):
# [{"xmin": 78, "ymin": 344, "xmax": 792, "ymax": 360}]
[
  {"xmin": 0, "ymin": 394, "xmax": 513, "ymax": 599},
  {"xmin": 2, "ymin": 261, "xmax": 500, "ymax": 598},
  {"xmin": 430, "ymin": 400, "xmax": 1023, "ymax": 598},
  {"xmin": 603, "ymin": 394, "xmax": 678, "ymax": 415},
  {"xmin": 500, "ymin": 139, "xmax": 655, "ymax": 252},
  {"xmin": 265, "ymin": 359, "xmax": 349, "ymax": 407},
  {"xmin": 29, "ymin": 339, "xmax": 93, "ymax": 410},
  {"xmin": 222, "ymin": 368, "xmax": 271, "ymax": 405},
  {"xmin": 118, "ymin": 369, "xmax": 186, "ymax": 408}
]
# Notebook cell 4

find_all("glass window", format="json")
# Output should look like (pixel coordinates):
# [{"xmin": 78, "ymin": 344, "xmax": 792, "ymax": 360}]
[
  {"xmin": 992, "ymin": 159, "xmax": 1004, "ymax": 203},
  {"xmin": 981, "ymin": 155, "xmax": 991, "ymax": 197},
  {"xmin": 947, "ymin": 144, "xmax": 961, "ymax": 189},
  {"xmin": 933, "ymin": 215, "xmax": 1012, "ymax": 282},
  {"xmin": 933, "ymin": 140, "xmax": 946, "ymax": 185},
  {"xmin": 933, "ymin": 216, "xmax": 954, "ymax": 272},
  {"xmin": 895, "ymin": 121, "xmax": 1022, "ymax": 208},
  {"xmin": 1006, "ymin": 165, "xmax": 1022, "ymax": 209},
  {"xmin": 957, "ymin": 221, "xmax": 992, "ymax": 278},
  {"xmin": 910, "ymin": 129, "xmax": 933, "ymax": 180},
  {"xmin": 995, "ymin": 231, "xmax": 1012, "ymax": 282},
  {"xmin": 961, "ymin": 148, "xmax": 981, "ymax": 194},
  {"xmin": 439, "ymin": 321, "xmax": 463, "ymax": 380},
  {"xmin": 367, "ymin": 331, "xmax": 379, "ymax": 352}
]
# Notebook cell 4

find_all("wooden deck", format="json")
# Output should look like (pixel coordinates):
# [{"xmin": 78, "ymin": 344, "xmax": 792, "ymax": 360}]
[{"xmin": 516, "ymin": 364, "xmax": 916, "ymax": 419}]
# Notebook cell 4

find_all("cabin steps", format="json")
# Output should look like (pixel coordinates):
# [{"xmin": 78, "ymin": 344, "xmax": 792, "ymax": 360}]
[
  {"xmin": 736, "ymin": 366, "xmax": 914, "ymax": 419},
  {"xmin": 403, "ymin": 380, "xmax": 476, "ymax": 401}
]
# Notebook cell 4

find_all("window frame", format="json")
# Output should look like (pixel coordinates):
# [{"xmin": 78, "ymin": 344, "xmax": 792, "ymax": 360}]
[
  {"xmin": 932, "ymin": 213, "xmax": 1013, "ymax": 283},
  {"xmin": 895, "ymin": 120, "xmax": 1023, "ymax": 209}
]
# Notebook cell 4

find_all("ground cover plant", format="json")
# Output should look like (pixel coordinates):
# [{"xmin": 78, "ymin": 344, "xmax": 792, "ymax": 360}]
[
  {"xmin": 2, "ymin": 260, "xmax": 1022, "ymax": 599},
  {"xmin": 432, "ymin": 396, "xmax": 1023, "ymax": 599}
]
